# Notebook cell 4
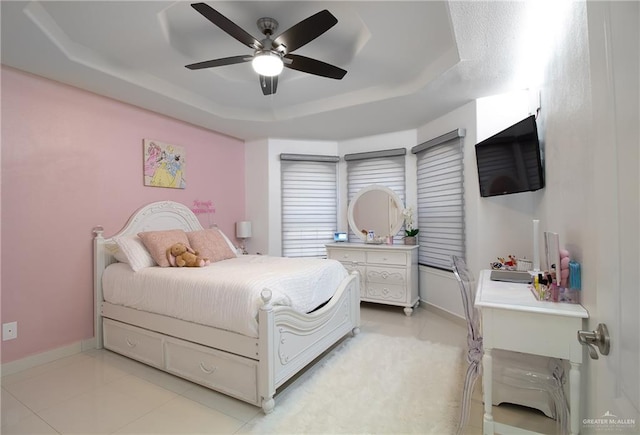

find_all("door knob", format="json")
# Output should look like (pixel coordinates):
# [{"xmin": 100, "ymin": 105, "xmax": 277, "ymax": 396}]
[{"xmin": 577, "ymin": 323, "xmax": 610, "ymax": 360}]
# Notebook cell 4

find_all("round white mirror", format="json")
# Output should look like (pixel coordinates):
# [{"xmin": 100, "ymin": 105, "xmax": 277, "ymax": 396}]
[{"xmin": 348, "ymin": 185, "xmax": 404, "ymax": 241}]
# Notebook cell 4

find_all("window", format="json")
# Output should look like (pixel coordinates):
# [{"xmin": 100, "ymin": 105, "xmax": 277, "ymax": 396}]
[
  {"xmin": 412, "ymin": 129, "xmax": 466, "ymax": 270},
  {"xmin": 345, "ymin": 149, "xmax": 406, "ymax": 243},
  {"xmin": 280, "ymin": 154, "xmax": 339, "ymax": 258}
]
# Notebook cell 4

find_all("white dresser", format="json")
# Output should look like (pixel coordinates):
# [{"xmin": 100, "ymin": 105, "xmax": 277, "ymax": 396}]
[{"xmin": 326, "ymin": 243, "xmax": 419, "ymax": 315}]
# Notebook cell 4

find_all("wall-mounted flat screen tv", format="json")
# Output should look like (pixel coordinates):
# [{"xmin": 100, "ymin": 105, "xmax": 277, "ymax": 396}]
[{"xmin": 475, "ymin": 115, "xmax": 544, "ymax": 197}]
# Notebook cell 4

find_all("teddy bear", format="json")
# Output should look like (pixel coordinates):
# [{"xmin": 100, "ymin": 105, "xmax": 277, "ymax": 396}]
[{"xmin": 166, "ymin": 243, "xmax": 210, "ymax": 267}]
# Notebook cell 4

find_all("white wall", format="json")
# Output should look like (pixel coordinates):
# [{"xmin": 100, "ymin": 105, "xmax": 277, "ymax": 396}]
[
  {"xmin": 535, "ymin": 0, "xmax": 596, "ymax": 421},
  {"xmin": 537, "ymin": 1, "xmax": 593, "ymax": 298},
  {"xmin": 244, "ymin": 139, "xmax": 269, "ymax": 255}
]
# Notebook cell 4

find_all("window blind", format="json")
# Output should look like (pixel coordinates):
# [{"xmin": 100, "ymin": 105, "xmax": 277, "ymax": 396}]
[
  {"xmin": 345, "ymin": 150, "xmax": 406, "ymax": 243},
  {"xmin": 412, "ymin": 130, "xmax": 466, "ymax": 270},
  {"xmin": 281, "ymin": 156, "xmax": 338, "ymax": 258}
]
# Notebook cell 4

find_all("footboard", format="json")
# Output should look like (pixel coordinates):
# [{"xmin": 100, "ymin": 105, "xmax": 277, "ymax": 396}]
[{"xmin": 257, "ymin": 270, "xmax": 360, "ymax": 413}]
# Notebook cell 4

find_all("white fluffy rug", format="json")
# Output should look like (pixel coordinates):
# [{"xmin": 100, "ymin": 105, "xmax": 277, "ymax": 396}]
[{"xmin": 248, "ymin": 332, "xmax": 465, "ymax": 434}]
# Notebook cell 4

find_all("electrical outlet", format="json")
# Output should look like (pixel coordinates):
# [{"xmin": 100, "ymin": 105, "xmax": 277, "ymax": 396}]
[{"xmin": 3, "ymin": 322, "xmax": 17, "ymax": 341}]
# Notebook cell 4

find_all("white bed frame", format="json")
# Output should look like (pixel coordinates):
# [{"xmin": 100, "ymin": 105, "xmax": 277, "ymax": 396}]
[{"xmin": 93, "ymin": 201, "xmax": 360, "ymax": 413}]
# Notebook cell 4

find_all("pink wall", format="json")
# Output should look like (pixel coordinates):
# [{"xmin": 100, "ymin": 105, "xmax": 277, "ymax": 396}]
[{"xmin": 1, "ymin": 67, "xmax": 245, "ymax": 363}]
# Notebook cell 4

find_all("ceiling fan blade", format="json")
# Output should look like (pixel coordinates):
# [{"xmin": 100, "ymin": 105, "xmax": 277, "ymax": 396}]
[
  {"xmin": 185, "ymin": 55, "xmax": 251, "ymax": 70},
  {"xmin": 284, "ymin": 54, "xmax": 347, "ymax": 79},
  {"xmin": 191, "ymin": 3, "xmax": 262, "ymax": 50},
  {"xmin": 259, "ymin": 75, "xmax": 278, "ymax": 95},
  {"xmin": 273, "ymin": 10, "xmax": 337, "ymax": 53}
]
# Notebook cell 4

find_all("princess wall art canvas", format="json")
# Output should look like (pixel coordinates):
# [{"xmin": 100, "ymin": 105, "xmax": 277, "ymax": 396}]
[{"xmin": 143, "ymin": 139, "xmax": 186, "ymax": 189}]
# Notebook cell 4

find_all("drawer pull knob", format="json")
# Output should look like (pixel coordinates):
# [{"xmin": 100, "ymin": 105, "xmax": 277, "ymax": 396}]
[
  {"xmin": 125, "ymin": 338, "xmax": 137, "ymax": 348},
  {"xmin": 199, "ymin": 362, "xmax": 217, "ymax": 374}
]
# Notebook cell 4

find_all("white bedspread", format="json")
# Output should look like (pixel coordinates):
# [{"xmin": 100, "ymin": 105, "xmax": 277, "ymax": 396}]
[{"xmin": 102, "ymin": 255, "xmax": 348, "ymax": 338}]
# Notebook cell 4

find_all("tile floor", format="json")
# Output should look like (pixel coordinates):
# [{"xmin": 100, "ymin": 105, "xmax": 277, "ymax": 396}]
[{"xmin": 1, "ymin": 303, "xmax": 558, "ymax": 434}]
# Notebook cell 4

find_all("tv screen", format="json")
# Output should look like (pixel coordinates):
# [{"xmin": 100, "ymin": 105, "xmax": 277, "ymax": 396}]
[{"xmin": 475, "ymin": 115, "xmax": 544, "ymax": 197}]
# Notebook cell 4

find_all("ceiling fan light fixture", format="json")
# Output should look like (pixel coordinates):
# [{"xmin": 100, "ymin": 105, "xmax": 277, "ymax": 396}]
[
  {"xmin": 252, "ymin": 51, "xmax": 284, "ymax": 77},
  {"xmin": 186, "ymin": 5, "xmax": 345, "ymax": 94}
]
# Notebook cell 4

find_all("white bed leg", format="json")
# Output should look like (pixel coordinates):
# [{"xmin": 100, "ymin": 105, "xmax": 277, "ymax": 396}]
[
  {"xmin": 93, "ymin": 226, "xmax": 105, "ymax": 349},
  {"xmin": 262, "ymin": 397, "xmax": 275, "ymax": 414},
  {"xmin": 352, "ymin": 327, "xmax": 360, "ymax": 336},
  {"xmin": 258, "ymin": 289, "xmax": 276, "ymax": 414}
]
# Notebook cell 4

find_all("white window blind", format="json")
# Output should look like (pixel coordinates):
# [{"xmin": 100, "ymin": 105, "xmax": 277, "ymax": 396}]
[
  {"xmin": 345, "ymin": 150, "xmax": 406, "ymax": 243},
  {"xmin": 412, "ymin": 130, "xmax": 466, "ymax": 270},
  {"xmin": 281, "ymin": 155, "xmax": 338, "ymax": 258}
]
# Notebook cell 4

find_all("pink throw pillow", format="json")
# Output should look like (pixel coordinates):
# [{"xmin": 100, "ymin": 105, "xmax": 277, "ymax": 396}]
[
  {"xmin": 138, "ymin": 229, "xmax": 190, "ymax": 267},
  {"xmin": 187, "ymin": 229, "xmax": 236, "ymax": 263}
]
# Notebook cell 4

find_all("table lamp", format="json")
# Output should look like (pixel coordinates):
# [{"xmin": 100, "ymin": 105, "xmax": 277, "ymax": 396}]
[{"xmin": 236, "ymin": 221, "xmax": 252, "ymax": 255}]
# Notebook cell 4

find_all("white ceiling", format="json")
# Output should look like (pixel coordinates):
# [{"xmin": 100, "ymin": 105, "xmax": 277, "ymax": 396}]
[{"xmin": 1, "ymin": 1, "xmax": 532, "ymax": 141}]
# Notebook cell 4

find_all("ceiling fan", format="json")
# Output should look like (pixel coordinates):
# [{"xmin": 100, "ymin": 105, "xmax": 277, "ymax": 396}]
[{"xmin": 185, "ymin": 2, "xmax": 347, "ymax": 96}]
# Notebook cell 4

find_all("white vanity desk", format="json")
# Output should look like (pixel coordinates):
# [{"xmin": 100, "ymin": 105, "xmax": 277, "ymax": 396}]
[
  {"xmin": 475, "ymin": 270, "xmax": 589, "ymax": 435},
  {"xmin": 326, "ymin": 243, "xmax": 419, "ymax": 315}
]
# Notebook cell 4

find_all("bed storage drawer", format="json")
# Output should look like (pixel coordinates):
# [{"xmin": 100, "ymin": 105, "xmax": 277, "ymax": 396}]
[
  {"xmin": 165, "ymin": 338, "xmax": 259, "ymax": 405},
  {"xmin": 103, "ymin": 319, "xmax": 164, "ymax": 368}
]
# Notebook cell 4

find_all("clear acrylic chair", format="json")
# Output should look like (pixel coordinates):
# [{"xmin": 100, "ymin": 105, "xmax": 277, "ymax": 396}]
[{"xmin": 451, "ymin": 255, "xmax": 569, "ymax": 435}]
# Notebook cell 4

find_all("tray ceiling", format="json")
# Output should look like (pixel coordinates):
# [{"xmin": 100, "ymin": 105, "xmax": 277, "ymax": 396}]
[{"xmin": 1, "ymin": 1, "xmax": 533, "ymax": 141}]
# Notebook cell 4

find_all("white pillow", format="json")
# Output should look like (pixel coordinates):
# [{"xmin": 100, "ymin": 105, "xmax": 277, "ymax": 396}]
[
  {"xmin": 114, "ymin": 235, "xmax": 156, "ymax": 271},
  {"xmin": 104, "ymin": 242, "xmax": 128, "ymax": 264},
  {"xmin": 219, "ymin": 229, "xmax": 239, "ymax": 258},
  {"xmin": 113, "ymin": 250, "xmax": 130, "ymax": 264}
]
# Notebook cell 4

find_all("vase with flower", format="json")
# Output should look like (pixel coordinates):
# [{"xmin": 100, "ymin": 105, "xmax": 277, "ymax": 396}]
[{"xmin": 402, "ymin": 207, "xmax": 419, "ymax": 245}]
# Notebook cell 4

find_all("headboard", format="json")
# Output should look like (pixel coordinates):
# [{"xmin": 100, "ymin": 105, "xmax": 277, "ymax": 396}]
[{"xmin": 93, "ymin": 200, "xmax": 204, "ymax": 347}]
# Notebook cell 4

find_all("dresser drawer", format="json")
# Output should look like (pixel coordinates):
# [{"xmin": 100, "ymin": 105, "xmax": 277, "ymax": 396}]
[
  {"xmin": 366, "ymin": 251, "xmax": 407, "ymax": 266},
  {"xmin": 366, "ymin": 266, "xmax": 407, "ymax": 285},
  {"xmin": 165, "ymin": 338, "xmax": 259, "ymax": 405},
  {"xmin": 365, "ymin": 282, "xmax": 407, "ymax": 302},
  {"xmin": 328, "ymin": 249, "xmax": 366, "ymax": 263},
  {"xmin": 103, "ymin": 319, "xmax": 164, "ymax": 368}
]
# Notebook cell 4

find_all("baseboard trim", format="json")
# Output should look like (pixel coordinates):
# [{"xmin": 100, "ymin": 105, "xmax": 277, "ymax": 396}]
[
  {"xmin": 1, "ymin": 338, "xmax": 97, "ymax": 377},
  {"xmin": 81, "ymin": 337, "xmax": 97, "ymax": 352},
  {"xmin": 420, "ymin": 300, "xmax": 466, "ymax": 327}
]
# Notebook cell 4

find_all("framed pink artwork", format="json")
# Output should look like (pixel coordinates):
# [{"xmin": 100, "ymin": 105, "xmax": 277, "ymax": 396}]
[{"xmin": 143, "ymin": 139, "xmax": 186, "ymax": 189}]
